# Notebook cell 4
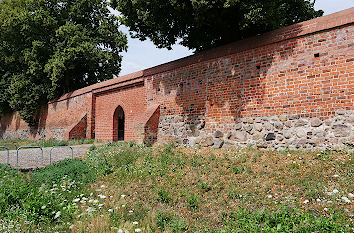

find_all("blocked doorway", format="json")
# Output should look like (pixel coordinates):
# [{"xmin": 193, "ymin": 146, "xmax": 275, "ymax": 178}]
[{"xmin": 113, "ymin": 106, "xmax": 125, "ymax": 141}]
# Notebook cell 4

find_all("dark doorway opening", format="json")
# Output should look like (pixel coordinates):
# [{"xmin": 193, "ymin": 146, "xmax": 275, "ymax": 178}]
[{"xmin": 113, "ymin": 106, "xmax": 125, "ymax": 141}]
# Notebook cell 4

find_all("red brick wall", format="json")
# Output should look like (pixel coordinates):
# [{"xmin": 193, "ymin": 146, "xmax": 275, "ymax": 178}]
[
  {"xmin": 0, "ymin": 8, "xmax": 353, "ymax": 149},
  {"xmin": 94, "ymin": 81, "xmax": 146, "ymax": 141},
  {"xmin": 0, "ymin": 92, "xmax": 92, "ymax": 140}
]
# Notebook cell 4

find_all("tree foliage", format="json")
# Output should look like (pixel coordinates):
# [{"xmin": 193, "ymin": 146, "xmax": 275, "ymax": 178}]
[
  {"xmin": 112, "ymin": 0, "xmax": 323, "ymax": 51},
  {"xmin": 0, "ymin": 0, "xmax": 127, "ymax": 124}
]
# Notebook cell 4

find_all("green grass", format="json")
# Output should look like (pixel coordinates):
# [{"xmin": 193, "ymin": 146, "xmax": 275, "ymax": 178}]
[
  {"xmin": 76, "ymin": 143, "xmax": 353, "ymax": 232},
  {"xmin": 1, "ymin": 142, "xmax": 353, "ymax": 232},
  {"xmin": 0, "ymin": 158, "xmax": 98, "ymax": 232}
]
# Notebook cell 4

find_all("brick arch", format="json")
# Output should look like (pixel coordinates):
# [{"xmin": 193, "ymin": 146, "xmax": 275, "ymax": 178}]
[{"xmin": 112, "ymin": 103, "xmax": 127, "ymax": 142}]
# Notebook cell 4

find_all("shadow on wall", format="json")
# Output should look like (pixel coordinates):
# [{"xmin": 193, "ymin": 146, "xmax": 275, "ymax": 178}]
[
  {"xmin": 0, "ymin": 105, "xmax": 48, "ymax": 139},
  {"xmin": 68, "ymin": 114, "xmax": 87, "ymax": 140},
  {"xmin": 150, "ymin": 23, "xmax": 303, "ymax": 133},
  {"xmin": 144, "ymin": 106, "xmax": 160, "ymax": 145}
]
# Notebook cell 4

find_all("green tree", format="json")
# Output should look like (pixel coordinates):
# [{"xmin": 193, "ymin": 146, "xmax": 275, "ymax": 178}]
[
  {"xmin": 0, "ymin": 0, "xmax": 127, "ymax": 124},
  {"xmin": 112, "ymin": 0, "xmax": 323, "ymax": 51}
]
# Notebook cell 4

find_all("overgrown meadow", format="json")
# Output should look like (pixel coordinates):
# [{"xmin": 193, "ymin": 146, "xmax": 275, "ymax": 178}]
[{"xmin": 0, "ymin": 142, "xmax": 353, "ymax": 232}]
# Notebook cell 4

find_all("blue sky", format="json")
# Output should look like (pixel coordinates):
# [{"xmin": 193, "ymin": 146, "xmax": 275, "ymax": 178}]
[{"xmin": 118, "ymin": 0, "xmax": 354, "ymax": 76}]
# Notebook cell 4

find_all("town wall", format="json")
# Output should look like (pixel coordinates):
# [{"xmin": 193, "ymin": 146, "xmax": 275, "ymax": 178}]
[{"xmin": 0, "ymin": 8, "xmax": 353, "ymax": 150}]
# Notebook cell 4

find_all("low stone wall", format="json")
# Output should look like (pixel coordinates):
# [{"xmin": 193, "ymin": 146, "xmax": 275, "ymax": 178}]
[{"xmin": 159, "ymin": 110, "xmax": 354, "ymax": 150}]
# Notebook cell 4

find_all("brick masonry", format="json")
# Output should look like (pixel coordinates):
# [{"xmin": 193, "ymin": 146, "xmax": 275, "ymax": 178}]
[{"xmin": 0, "ymin": 8, "xmax": 353, "ymax": 150}]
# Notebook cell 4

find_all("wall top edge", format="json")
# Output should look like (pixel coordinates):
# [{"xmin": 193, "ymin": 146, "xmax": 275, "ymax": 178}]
[{"xmin": 50, "ymin": 7, "xmax": 354, "ymax": 104}]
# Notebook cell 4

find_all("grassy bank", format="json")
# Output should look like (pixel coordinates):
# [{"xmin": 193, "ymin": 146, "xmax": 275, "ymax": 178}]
[
  {"xmin": 76, "ymin": 143, "xmax": 353, "ymax": 232},
  {"xmin": 1, "ymin": 143, "xmax": 353, "ymax": 232}
]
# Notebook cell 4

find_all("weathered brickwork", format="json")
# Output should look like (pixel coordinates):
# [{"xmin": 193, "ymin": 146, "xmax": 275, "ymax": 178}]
[
  {"xmin": 0, "ymin": 8, "xmax": 353, "ymax": 149},
  {"xmin": 0, "ymin": 93, "xmax": 91, "ymax": 140}
]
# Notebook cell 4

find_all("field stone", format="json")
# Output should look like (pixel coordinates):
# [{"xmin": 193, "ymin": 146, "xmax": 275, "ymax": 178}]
[
  {"xmin": 213, "ymin": 130, "xmax": 224, "ymax": 138},
  {"xmin": 296, "ymin": 128, "xmax": 307, "ymax": 138},
  {"xmin": 310, "ymin": 118, "xmax": 322, "ymax": 127},
  {"xmin": 235, "ymin": 123, "xmax": 242, "ymax": 130},
  {"xmin": 332, "ymin": 124, "xmax": 351, "ymax": 137},
  {"xmin": 257, "ymin": 142, "xmax": 268, "ymax": 149},
  {"xmin": 213, "ymin": 139, "xmax": 224, "ymax": 148},
  {"xmin": 189, "ymin": 137, "xmax": 197, "ymax": 146},
  {"xmin": 246, "ymin": 118, "xmax": 254, "ymax": 124},
  {"xmin": 297, "ymin": 139, "xmax": 308, "ymax": 145},
  {"xmin": 200, "ymin": 136, "xmax": 214, "ymax": 147},
  {"xmin": 264, "ymin": 122, "xmax": 273, "ymax": 131},
  {"xmin": 194, "ymin": 137, "xmax": 201, "ymax": 144},
  {"xmin": 279, "ymin": 115, "xmax": 288, "ymax": 122},
  {"xmin": 347, "ymin": 115, "xmax": 354, "ymax": 124},
  {"xmin": 295, "ymin": 119, "xmax": 308, "ymax": 127},
  {"xmin": 231, "ymin": 131, "xmax": 248, "ymax": 142},
  {"xmin": 255, "ymin": 117, "xmax": 262, "ymax": 123},
  {"xmin": 324, "ymin": 119, "xmax": 332, "ymax": 126},
  {"xmin": 266, "ymin": 133, "xmax": 276, "ymax": 141},
  {"xmin": 225, "ymin": 131, "xmax": 233, "ymax": 139},
  {"xmin": 243, "ymin": 124, "xmax": 253, "ymax": 132},
  {"xmin": 254, "ymin": 123, "xmax": 263, "ymax": 132},
  {"xmin": 277, "ymin": 135, "xmax": 284, "ymax": 141},
  {"xmin": 253, "ymin": 133, "xmax": 263, "ymax": 141},
  {"xmin": 284, "ymin": 121, "xmax": 292, "ymax": 128},
  {"xmin": 274, "ymin": 122, "xmax": 283, "ymax": 130}
]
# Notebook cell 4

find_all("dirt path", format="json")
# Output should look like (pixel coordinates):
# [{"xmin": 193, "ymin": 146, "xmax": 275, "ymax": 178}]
[{"xmin": 0, "ymin": 144, "xmax": 95, "ymax": 169}]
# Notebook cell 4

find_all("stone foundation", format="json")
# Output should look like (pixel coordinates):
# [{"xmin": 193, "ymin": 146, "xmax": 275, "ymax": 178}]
[
  {"xmin": 159, "ymin": 111, "xmax": 354, "ymax": 150},
  {"xmin": 0, "ymin": 127, "xmax": 66, "ymax": 141}
]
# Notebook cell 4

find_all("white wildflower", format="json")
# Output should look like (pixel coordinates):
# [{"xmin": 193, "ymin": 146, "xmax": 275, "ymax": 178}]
[
  {"xmin": 129, "ymin": 210, "xmax": 133, "ymax": 213},
  {"xmin": 121, "ymin": 194, "xmax": 126, "ymax": 198},
  {"xmin": 341, "ymin": 196, "xmax": 351, "ymax": 203},
  {"xmin": 333, "ymin": 174, "xmax": 339, "ymax": 178},
  {"xmin": 303, "ymin": 200, "xmax": 309, "ymax": 204},
  {"xmin": 135, "ymin": 229, "xmax": 141, "ymax": 232},
  {"xmin": 54, "ymin": 211, "xmax": 61, "ymax": 219},
  {"xmin": 101, "ymin": 185, "xmax": 105, "ymax": 188},
  {"xmin": 98, "ymin": 194, "xmax": 106, "ymax": 199},
  {"xmin": 324, "ymin": 208, "xmax": 328, "ymax": 211},
  {"xmin": 108, "ymin": 209, "xmax": 113, "ymax": 212},
  {"xmin": 73, "ymin": 198, "xmax": 80, "ymax": 202},
  {"xmin": 332, "ymin": 189, "xmax": 339, "ymax": 194},
  {"xmin": 41, "ymin": 205, "xmax": 46, "ymax": 210},
  {"xmin": 133, "ymin": 221, "xmax": 138, "ymax": 225},
  {"xmin": 117, "ymin": 230, "xmax": 123, "ymax": 233},
  {"xmin": 316, "ymin": 198, "xmax": 321, "ymax": 202},
  {"xmin": 267, "ymin": 195, "xmax": 272, "ymax": 198},
  {"xmin": 348, "ymin": 193, "xmax": 354, "ymax": 198}
]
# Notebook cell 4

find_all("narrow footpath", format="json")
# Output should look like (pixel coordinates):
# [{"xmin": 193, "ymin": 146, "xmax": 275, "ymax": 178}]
[{"xmin": 0, "ymin": 144, "xmax": 94, "ymax": 169}]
